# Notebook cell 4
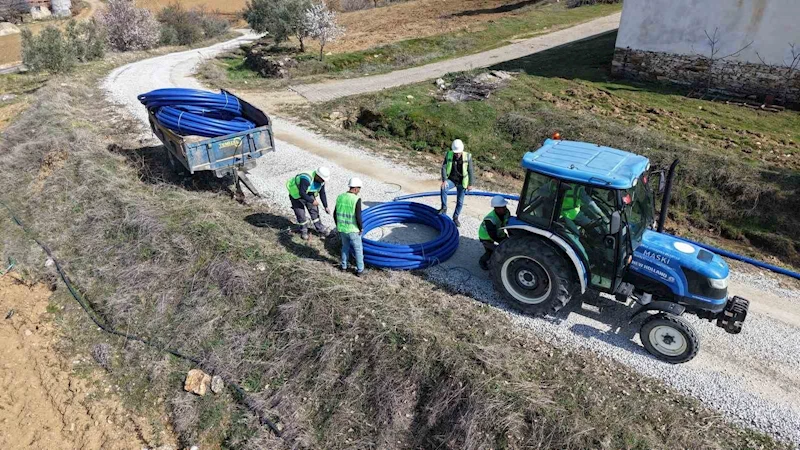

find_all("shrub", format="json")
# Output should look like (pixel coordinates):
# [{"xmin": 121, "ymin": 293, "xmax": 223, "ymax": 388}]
[
  {"xmin": 243, "ymin": 0, "xmax": 312, "ymax": 51},
  {"xmin": 157, "ymin": 2, "xmax": 201, "ymax": 45},
  {"xmin": 66, "ymin": 19, "xmax": 106, "ymax": 62},
  {"xmin": 21, "ymin": 27, "xmax": 76, "ymax": 73},
  {"xmin": 157, "ymin": 3, "xmax": 229, "ymax": 46},
  {"xmin": 199, "ymin": 9, "xmax": 229, "ymax": 39},
  {"xmin": 0, "ymin": 0, "xmax": 28, "ymax": 23},
  {"xmin": 21, "ymin": 20, "xmax": 105, "ymax": 73},
  {"xmin": 99, "ymin": 0, "xmax": 160, "ymax": 51},
  {"xmin": 159, "ymin": 25, "xmax": 178, "ymax": 46}
]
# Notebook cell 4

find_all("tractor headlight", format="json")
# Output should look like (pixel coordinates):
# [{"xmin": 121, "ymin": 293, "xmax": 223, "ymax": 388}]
[{"xmin": 709, "ymin": 277, "xmax": 728, "ymax": 289}]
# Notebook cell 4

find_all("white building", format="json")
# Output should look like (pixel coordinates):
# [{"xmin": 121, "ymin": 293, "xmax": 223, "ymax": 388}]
[{"xmin": 612, "ymin": 0, "xmax": 800, "ymax": 104}]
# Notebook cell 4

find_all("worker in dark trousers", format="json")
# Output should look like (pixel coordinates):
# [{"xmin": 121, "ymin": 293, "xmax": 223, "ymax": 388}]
[
  {"xmin": 439, "ymin": 139, "xmax": 474, "ymax": 228},
  {"xmin": 478, "ymin": 195, "xmax": 511, "ymax": 270},
  {"xmin": 286, "ymin": 167, "xmax": 331, "ymax": 240},
  {"xmin": 334, "ymin": 178, "xmax": 366, "ymax": 276}
]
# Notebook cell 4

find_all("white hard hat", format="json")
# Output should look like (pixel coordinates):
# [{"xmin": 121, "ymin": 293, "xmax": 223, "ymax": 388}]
[
  {"xmin": 316, "ymin": 167, "xmax": 331, "ymax": 181},
  {"xmin": 348, "ymin": 177, "xmax": 363, "ymax": 188},
  {"xmin": 491, "ymin": 195, "xmax": 508, "ymax": 208},
  {"xmin": 451, "ymin": 139, "xmax": 464, "ymax": 154}
]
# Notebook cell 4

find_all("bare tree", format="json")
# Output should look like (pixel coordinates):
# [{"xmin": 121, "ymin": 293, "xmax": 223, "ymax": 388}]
[
  {"xmin": 756, "ymin": 43, "xmax": 800, "ymax": 105},
  {"xmin": 691, "ymin": 27, "xmax": 754, "ymax": 94},
  {"xmin": 303, "ymin": 1, "xmax": 345, "ymax": 60}
]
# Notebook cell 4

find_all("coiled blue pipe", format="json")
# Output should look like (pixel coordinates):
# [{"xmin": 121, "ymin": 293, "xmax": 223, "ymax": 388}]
[
  {"xmin": 361, "ymin": 201, "xmax": 458, "ymax": 270},
  {"xmin": 390, "ymin": 190, "xmax": 800, "ymax": 280},
  {"xmin": 138, "ymin": 88, "xmax": 254, "ymax": 138}
]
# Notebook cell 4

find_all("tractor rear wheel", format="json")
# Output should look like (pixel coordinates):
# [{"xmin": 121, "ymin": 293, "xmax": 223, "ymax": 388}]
[
  {"xmin": 490, "ymin": 236, "xmax": 576, "ymax": 316},
  {"xmin": 640, "ymin": 313, "xmax": 699, "ymax": 364}
]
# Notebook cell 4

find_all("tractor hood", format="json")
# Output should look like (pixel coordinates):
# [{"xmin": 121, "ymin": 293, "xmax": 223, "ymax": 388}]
[{"xmin": 630, "ymin": 230, "xmax": 729, "ymax": 301}]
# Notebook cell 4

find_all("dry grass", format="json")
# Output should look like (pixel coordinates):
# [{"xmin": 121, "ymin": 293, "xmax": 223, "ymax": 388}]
[{"xmin": 0, "ymin": 69, "xmax": 790, "ymax": 449}]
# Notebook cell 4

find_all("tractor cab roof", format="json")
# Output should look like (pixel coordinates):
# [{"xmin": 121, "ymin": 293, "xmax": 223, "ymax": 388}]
[{"xmin": 522, "ymin": 139, "xmax": 649, "ymax": 190}]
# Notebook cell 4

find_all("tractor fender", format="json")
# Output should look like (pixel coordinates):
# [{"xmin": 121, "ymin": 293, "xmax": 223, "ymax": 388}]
[
  {"xmin": 502, "ymin": 225, "xmax": 588, "ymax": 294},
  {"xmin": 629, "ymin": 301, "xmax": 686, "ymax": 323}
]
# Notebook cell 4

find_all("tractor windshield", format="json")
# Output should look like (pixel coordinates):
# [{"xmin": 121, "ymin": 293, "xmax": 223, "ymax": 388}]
[{"xmin": 623, "ymin": 172, "xmax": 654, "ymax": 246}]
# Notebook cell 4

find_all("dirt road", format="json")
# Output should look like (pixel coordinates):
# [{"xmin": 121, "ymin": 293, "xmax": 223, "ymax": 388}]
[
  {"xmin": 0, "ymin": 276, "xmax": 174, "ymax": 449},
  {"xmin": 103, "ymin": 33, "xmax": 800, "ymax": 444},
  {"xmin": 290, "ymin": 12, "xmax": 621, "ymax": 102}
]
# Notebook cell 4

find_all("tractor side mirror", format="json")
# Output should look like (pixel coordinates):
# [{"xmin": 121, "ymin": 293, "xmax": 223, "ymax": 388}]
[
  {"xmin": 610, "ymin": 211, "xmax": 621, "ymax": 234},
  {"xmin": 652, "ymin": 170, "xmax": 667, "ymax": 195}
]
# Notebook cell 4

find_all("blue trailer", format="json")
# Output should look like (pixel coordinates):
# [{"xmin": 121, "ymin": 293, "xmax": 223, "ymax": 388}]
[{"xmin": 145, "ymin": 90, "xmax": 274, "ymax": 198}]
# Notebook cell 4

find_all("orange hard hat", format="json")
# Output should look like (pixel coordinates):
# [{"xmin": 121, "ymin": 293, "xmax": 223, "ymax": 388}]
[{"xmin": 552, "ymin": 132, "xmax": 562, "ymax": 140}]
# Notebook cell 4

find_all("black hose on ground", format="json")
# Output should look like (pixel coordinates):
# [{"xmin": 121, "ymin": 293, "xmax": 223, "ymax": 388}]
[{"xmin": 0, "ymin": 199, "xmax": 283, "ymax": 438}]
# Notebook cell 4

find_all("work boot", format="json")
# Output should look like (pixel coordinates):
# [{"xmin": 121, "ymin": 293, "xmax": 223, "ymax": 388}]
[
  {"xmin": 479, "ymin": 260, "xmax": 489, "ymax": 271},
  {"xmin": 355, "ymin": 269, "xmax": 367, "ymax": 278},
  {"xmin": 437, "ymin": 207, "xmax": 447, "ymax": 215},
  {"xmin": 301, "ymin": 230, "xmax": 310, "ymax": 240},
  {"xmin": 453, "ymin": 215, "xmax": 461, "ymax": 227}
]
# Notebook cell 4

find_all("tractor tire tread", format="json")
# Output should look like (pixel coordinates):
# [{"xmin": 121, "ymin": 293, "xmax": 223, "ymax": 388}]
[{"xmin": 490, "ymin": 236, "xmax": 577, "ymax": 317}]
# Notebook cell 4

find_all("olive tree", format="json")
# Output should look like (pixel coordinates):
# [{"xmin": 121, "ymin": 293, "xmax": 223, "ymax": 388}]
[{"xmin": 243, "ymin": 0, "xmax": 313, "ymax": 51}]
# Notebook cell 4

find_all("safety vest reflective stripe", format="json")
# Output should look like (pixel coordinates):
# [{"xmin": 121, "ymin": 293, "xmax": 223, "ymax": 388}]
[
  {"xmin": 478, "ymin": 210, "xmax": 509, "ymax": 241},
  {"xmin": 286, "ymin": 171, "xmax": 322, "ymax": 199},
  {"xmin": 336, "ymin": 192, "xmax": 360, "ymax": 233},
  {"xmin": 445, "ymin": 151, "xmax": 470, "ymax": 188}
]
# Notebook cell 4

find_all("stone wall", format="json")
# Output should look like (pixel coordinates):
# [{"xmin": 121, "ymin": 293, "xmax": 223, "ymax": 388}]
[{"xmin": 612, "ymin": 47, "xmax": 800, "ymax": 106}]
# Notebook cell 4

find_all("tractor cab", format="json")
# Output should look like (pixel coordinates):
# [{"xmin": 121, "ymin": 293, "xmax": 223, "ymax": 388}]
[
  {"xmin": 511, "ymin": 139, "xmax": 650, "ymax": 294},
  {"xmin": 490, "ymin": 139, "xmax": 749, "ymax": 364}
]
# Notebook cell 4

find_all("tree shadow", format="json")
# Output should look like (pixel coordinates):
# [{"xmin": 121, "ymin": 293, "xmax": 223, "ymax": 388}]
[
  {"xmin": 109, "ymin": 143, "xmax": 237, "ymax": 196},
  {"xmin": 488, "ymin": 30, "xmax": 688, "ymax": 97},
  {"xmin": 450, "ymin": 0, "xmax": 545, "ymax": 17}
]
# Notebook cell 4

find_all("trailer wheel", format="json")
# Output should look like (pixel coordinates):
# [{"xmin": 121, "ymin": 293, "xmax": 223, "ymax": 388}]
[
  {"xmin": 490, "ymin": 236, "xmax": 576, "ymax": 316},
  {"xmin": 640, "ymin": 313, "xmax": 699, "ymax": 364}
]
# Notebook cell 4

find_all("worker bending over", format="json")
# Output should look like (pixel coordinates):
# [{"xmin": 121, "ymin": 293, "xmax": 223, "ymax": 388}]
[
  {"xmin": 286, "ymin": 167, "xmax": 331, "ymax": 240},
  {"xmin": 478, "ymin": 195, "xmax": 511, "ymax": 270},
  {"xmin": 439, "ymin": 139, "xmax": 474, "ymax": 228},
  {"xmin": 334, "ymin": 178, "xmax": 366, "ymax": 276}
]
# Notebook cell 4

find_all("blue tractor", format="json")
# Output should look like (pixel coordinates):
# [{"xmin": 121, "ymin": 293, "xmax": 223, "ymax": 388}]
[{"xmin": 490, "ymin": 139, "xmax": 749, "ymax": 363}]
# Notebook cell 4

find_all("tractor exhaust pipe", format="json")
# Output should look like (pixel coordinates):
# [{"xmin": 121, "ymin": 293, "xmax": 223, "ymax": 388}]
[{"xmin": 657, "ymin": 159, "xmax": 679, "ymax": 233}]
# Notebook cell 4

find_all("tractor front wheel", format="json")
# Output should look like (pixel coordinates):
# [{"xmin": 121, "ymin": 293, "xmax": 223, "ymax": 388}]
[
  {"xmin": 640, "ymin": 313, "xmax": 699, "ymax": 364},
  {"xmin": 490, "ymin": 236, "xmax": 576, "ymax": 316}
]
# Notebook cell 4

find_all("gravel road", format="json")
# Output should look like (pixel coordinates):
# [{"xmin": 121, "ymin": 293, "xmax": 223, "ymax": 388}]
[{"xmin": 103, "ymin": 34, "xmax": 800, "ymax": 445}]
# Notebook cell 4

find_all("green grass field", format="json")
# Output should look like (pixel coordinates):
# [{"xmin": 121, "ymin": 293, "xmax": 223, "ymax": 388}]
[
  {"xmin": 312, "ymin": 32, "xmax": 800, "ymax": 268},
  {"xmin": 201, "ymin": 2, "xmax": 621, "ymax": 89}
]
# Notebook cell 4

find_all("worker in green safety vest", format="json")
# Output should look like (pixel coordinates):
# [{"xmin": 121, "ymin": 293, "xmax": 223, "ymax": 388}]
[
  {"xmin": 286, "ymin": 167, "xmax": 331, "ymax": 240},
  {"xmin": 439, "ymin": 139, "xmax": 474, "ymax": 228},
  {"xmin": 478, "ymin": 195, "xmax": 512, "ymax": 270},
  {"xmin": 558, "ymin": 183, "xmax": 608, "ymax": 236},
  {"xmin": 334, "ymin": 178, "xmax": 366, "ymax": 276}
]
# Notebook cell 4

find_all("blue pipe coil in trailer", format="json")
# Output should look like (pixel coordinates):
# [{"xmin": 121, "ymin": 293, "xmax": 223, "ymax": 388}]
[
  {"xmin": 138, "ymin": 88, "xmax": 254, "ymax": 138},
  {"xmin": 361, "ymin": 201, "xmax": 459, "ymax": 270}
]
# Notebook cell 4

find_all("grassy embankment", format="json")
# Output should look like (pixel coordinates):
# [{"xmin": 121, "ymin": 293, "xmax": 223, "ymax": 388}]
[
  {"xmin": 306, "ymin": 32, "xmax": 800, "ymax": 269},
  {"xmin": 0, "ymin": 64, "xmax": 790, "ymax": 448},
  {"xmin": 199, "ymin": 2, "xmax": 621, "ymax": 89}
]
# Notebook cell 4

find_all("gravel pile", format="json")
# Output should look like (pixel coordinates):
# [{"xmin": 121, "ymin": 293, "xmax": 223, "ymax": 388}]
[{"xmin": 103, "ymin": 34, "xmax": 800, "ymax": 446}]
